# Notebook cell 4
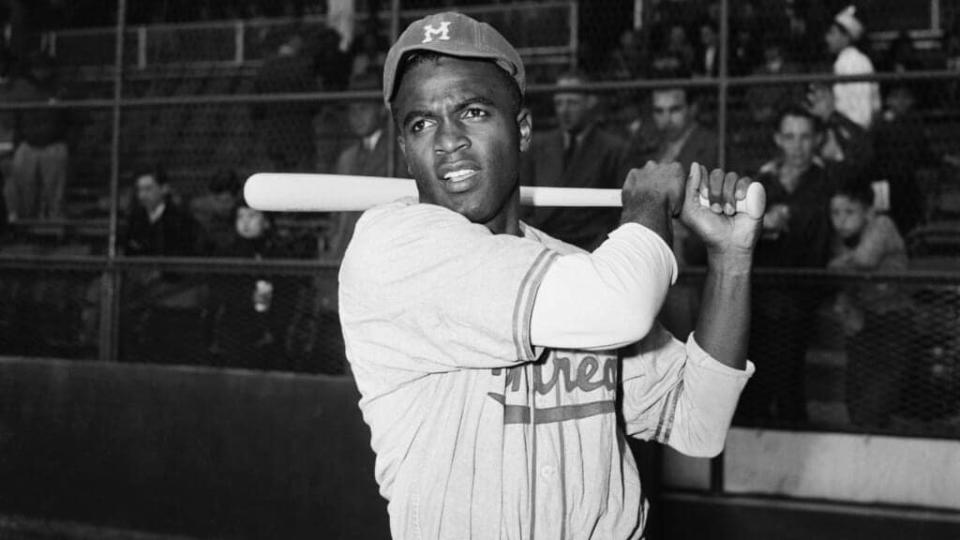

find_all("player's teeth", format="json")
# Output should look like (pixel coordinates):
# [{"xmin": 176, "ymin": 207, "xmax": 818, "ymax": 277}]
[{"xmin": 445, "ymin": 170, "xmax": 474, "ymax": 181}]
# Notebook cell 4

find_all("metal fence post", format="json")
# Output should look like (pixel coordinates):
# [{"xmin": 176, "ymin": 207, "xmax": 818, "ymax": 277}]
[
  {"xmin": 235, "ymin": 20, "xmax": 245, "ymax": 65},
  {"xmin": 98, "ymin": 0, "xmax": 127, "ymax": 362},
  {"xmin": 386, "ymin": 0, "xmax": 402, "ymax": 178},
  {"xmin": 709, "ymin": 0, "xmax": 731, "ymax": 496}
]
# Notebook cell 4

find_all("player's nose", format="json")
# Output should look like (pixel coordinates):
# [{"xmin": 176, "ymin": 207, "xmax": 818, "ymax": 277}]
[{"xmin": 434, "ymin": 119, "xmax": 470, "ymax": 154}]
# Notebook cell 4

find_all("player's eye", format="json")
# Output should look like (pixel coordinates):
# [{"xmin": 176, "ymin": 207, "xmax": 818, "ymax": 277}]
[
  {"xmin": 463, "ymin": 107, "xmax": 488, "ymax": 120},
  {"xmin": 409, "ymin": 119, "xmax": 427, "ymax": 133}
]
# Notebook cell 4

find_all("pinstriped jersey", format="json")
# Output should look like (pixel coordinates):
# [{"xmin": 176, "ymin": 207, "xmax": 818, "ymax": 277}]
[{"xmin": 339, "ymin": 199, "xmax": 753, "ymax": 539}]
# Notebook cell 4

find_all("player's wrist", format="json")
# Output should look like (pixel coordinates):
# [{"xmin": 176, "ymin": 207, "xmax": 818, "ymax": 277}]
[
  {"xmin": 705, "ymin": 249, "xmax": 753, "ymax": 275},
  {"xmin": 620, "ymin": 193, "xmax": 673, "ymax": 247}
]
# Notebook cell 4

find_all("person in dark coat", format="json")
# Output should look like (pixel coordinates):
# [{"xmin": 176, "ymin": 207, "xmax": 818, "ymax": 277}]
[
  {"xmin": 121, "ymin": 167, "xmax": 203, "ymax": 365},
  {"xmin": 208, "ymin": 202, "xmax": 293, "ymax": 370},
  {"xmin": 521, "ymin": 70, "xmax": 632, "ymax": 251},
  {"xmin": 738, "ymin": 106, "xmax": 834, "ymax": 427}
]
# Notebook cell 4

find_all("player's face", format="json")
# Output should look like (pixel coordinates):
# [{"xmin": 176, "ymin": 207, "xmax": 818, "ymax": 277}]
[
  {"xmin": 830, "ymin": 194, "xmax": 870, "ymax": 240},
  {"xmin": 135, "ymin": 174, "xmax": 166, "ymax": 213},
  {"xmin": 393, "ymin": 56, "xmax": 531, "ymax": 235},
  {"xmin": 774, "ymin": 114, "xmax": 819, "ymax": 169},
  {"xmin": 651, "ymin": 89, "xmax": 691, "ymax": 142}
]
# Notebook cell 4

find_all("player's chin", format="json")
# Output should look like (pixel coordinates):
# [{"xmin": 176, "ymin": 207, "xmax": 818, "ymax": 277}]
[{"xmin": 447, "ymin": 195, "xmax": 498, "ymax": 223}]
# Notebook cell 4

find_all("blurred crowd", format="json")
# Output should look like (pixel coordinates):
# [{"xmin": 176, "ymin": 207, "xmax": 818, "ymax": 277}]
[{"xmin": 0, "ymin": 1, "xmax": 958, "ymax": 428}]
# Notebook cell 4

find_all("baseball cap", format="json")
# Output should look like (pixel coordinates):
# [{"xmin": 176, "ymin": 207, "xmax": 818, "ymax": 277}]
[{"xmin": 382, "ymin": 11, "xmax": 525, "ymax": 107}]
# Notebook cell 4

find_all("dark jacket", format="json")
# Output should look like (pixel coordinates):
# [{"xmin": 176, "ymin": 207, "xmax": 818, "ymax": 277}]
[
  {"xmin": 208, "ymin": 235, "xmax": 293, "ymax": 368},
  {"xmin": 754, "ymin": 160, "xmax": 833, "ymax": 268},
  {"xmin": 521, "ymin": 125, "xmax": 632, "ymax": 250},
  {"xmin": 8, "ymin": 76, "xmax": 70, "ymax": 147},
  {"xmin": 630, "ymin": 123, "xmax": 719, "ymax": 172},
  {"xmin": 123, "ymin": 201, "xmax": 199, "ymax": 257},
  {"xmin": 871, "ymin": 111, "xmax": 935, "ymax": 234},
  {"xmin": 330, "ymin": 128, "xmax": 408, "ymax": 258}
]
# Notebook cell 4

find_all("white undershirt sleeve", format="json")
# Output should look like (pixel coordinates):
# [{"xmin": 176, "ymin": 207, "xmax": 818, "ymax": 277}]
[{"xmin": 530, "ymin": 223, "xmax": 678, "ymax": 351}]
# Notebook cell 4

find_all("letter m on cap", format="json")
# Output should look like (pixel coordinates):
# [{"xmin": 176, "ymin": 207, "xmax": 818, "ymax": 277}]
[{"xmin": 422, "ymin": 21, "xmax": 451, "ymax": 43}]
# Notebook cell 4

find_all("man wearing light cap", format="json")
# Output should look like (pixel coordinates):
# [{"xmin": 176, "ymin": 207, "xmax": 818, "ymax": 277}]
[
  {"xmin": 339, "ymin": 12, "xmax": 761, "ymax": 539},
  {"xmin": 825, "ymin": 5, "xmax": 880, "ymax": 129}
]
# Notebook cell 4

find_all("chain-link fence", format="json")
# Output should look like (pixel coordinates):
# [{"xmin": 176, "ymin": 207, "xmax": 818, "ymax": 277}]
[
  {"xmin": 1, "ymin": 0, "xmax": 959, "ymax": 440},
  {"xmin": 114, "ymin": 258, "xmax": 346, "ymax": 375}
]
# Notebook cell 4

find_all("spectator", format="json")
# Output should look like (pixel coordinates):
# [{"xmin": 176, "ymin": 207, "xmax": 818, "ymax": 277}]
[
  {"xmin": 870, "ymin": 83, "xmax": 935, "ymax": 235},
  {"xmin": 738, "ymin": 106, "xmax": 833, "ymax": 426},
  {"xmin": 124, "ymin": 167, "xmax": 198, "ymax": 257},
  {"xmin": 285, "ymin": 72, "xmax": 401, "ymax": 375},
  {"xmin": 251, "ymin": 33, "xmax": 318, "ymax": 172},
  {"xmin": 695, "ymin": 20, "xmax": 719, "ymax": 78},
  {"xmin": 729, "ymin": 42, "xmax": 802, "ymax": 175},
  {"xmin": 329, "ymin": 71, "xmax": 405, "ymax": 257},
  {"xmin": 746, "ymin": 41, "xmax": 804, "ymax": 125},
  {"xmin": 521, "ymin": 70, "xmax": 631, "ymax": 251},
  {"xmin": 628, "ymin": 85, "xmax": 718, "ymax": 338},
  {"xmin": 880, "ymin": 31, "xmax": 920, "ymax": 73},
  {"xmin": 606, "ymin": 28, "xmax": 649, "ymax": 80},
  {"xmin": 827, "ymin": 179, "xmax": 910, "ymax": 429},
  {"xmin": 729, "ymin": 26, "xmax": 761, "ymax": 76},
  {"xmin": 121, "ymin": 167, "xmax": 204, "ymax": 365},
  {"xmin": 824, "ymin": 5, "xmax": 880, "ymax": 129},
  {"xmin": 349, "ymin": 21, "xmax": 388, "ymax": 80},
  {"xmin": 633, "ymin": 85, "xmax": 718, "ymax": 171},
  {"xmin": 651, "ymin": 23, "xmax": 694, "ymax": 74},
  {"xmin": 208, "ymin": 201, "xmax": 292, "ymax": 370},
  {"xmin": 805, "ymin": 82, "xmax": 874, "ymax": 182},
  {"xmin": 190, "ymin": 168, "xmax": 242, "ymax": 255},
  {"xmin": 783, "ymin": 1, "xmax": 817, "ymax": 66},
  {"xmin": 4, "ymin": 51, "xmax": 72, "ymax": 221}
]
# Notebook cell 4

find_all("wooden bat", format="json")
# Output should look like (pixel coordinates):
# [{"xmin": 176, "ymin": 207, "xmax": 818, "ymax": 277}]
[{"xmin": 244, "ymin": 172, "xmax": 766, "ymax": 219}]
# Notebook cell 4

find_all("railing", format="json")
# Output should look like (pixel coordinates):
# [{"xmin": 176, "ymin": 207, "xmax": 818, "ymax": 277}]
[{"xmin": 46, "ymin": 1, "xmax": 578, "ymax": 70}]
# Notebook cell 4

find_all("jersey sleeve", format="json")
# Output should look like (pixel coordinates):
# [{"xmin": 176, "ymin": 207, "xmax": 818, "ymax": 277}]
[
  {"xmin": 529, "ymin": 223, "xmax": 677, "ymax": 351},
  {"xmin": 339, "ymin": 201, "xmax": 555, "ymax": 374},
  {"xmin": 620, "ymin": 324, "xmax": 754, "ymax": 457}
]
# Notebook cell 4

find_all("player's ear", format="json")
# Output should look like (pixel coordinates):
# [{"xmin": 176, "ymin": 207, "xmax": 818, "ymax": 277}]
[
  {"xmin": 396, "ymin": 136, "xmax": 414, "ymax": 176},
  {"xmin": 517, "ymin": 108, "xmax": 532, "ymax": 153}
]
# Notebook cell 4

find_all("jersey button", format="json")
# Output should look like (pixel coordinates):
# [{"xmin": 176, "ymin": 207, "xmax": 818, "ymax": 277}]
[{"xmin": 540, "ymin": 465, "xmax": 556, "ymax": 479}]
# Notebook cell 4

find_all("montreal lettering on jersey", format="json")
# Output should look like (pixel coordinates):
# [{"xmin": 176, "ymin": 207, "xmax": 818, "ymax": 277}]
[{"xmin": 488, "ymin": 351, "xmax": 618, "ymax": 425}]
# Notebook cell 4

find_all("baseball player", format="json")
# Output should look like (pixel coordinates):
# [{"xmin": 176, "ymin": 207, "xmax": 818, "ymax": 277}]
[{"xmin": 339, "ymin": 12, "xmax": 760, "ymax": 540}]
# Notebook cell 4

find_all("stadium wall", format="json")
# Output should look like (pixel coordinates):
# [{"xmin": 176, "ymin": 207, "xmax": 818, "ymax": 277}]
[{"xmin": 0, "ymin": 357, "xmax": 389, "ymax": 539}]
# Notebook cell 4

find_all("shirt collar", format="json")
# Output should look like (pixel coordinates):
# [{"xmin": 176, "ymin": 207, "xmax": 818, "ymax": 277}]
[{"xmin": 148, "ymin": 202, "xmax": 166, "ymax": 224}]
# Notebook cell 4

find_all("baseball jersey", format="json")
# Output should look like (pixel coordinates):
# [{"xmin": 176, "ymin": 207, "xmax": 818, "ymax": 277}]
[{"xmin": 339, "ymin": 199, "xmax": 754, "ymax": 540}]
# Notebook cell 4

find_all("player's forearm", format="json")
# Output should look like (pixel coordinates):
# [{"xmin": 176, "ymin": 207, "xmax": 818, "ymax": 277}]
[
  {"xmin": 530, "ymin": 223, "xmax": 677, "ymax": 350},
  {"xmin": 693, "ymin": 252, "xmax": 751, "ymax": 370}
]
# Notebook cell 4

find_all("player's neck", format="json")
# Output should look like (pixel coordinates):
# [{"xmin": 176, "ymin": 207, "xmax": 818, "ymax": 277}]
[{"xmin": 482, "ymin": 192, "xmax": 523, "ymax": 237}]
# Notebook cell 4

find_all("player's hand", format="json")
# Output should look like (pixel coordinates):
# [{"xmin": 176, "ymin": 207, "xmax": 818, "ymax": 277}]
[
  {"xmin": 620, "ymin": 161, "xmax": 686, "ymax": 245},
  {"xmin": 681, "ymin": 163, "xmax": 763, "ymax": 259}
]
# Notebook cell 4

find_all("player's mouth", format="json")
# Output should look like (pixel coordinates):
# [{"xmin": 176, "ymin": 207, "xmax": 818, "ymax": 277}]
[{"xmin": 439, "ymin": 166, "xmax": 480, "ymax": 193}]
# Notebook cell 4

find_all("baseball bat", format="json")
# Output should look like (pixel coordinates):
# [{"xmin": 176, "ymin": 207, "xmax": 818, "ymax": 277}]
[{"xmin": 244, "ymin": 172, "xmax": 766, "ymax": 219}]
